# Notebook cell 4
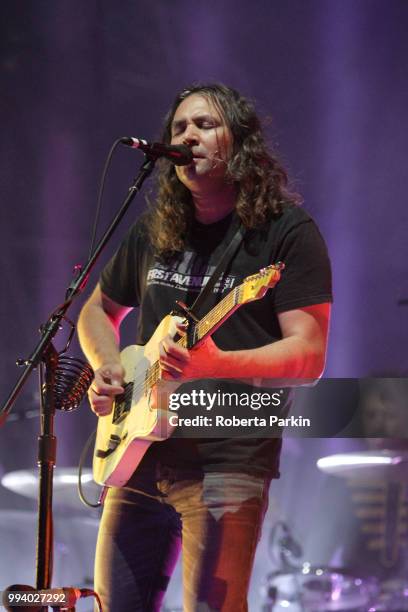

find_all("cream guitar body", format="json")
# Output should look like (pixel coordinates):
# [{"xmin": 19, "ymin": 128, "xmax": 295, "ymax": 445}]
[
  {"xmin": 93, "ymin": 315, "xmax": 181, "ymax": 487},
  {"xmin": 93, "ymin": 263, "xmax": 284, "ymax": 487}
]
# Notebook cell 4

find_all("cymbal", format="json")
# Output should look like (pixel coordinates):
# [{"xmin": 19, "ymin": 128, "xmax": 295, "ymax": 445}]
[
  {"xmin": 316, "ymin": 450, "xmax": 408, "ymax": 482},
  {"xmin": 1, "ymin": 468, "xmax": 101, "ymax": 510}
]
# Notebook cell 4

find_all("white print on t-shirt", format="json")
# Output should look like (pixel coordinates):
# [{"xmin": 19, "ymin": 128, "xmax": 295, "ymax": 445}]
[
  {"xmin": 146, "ymin": 250, "xmax": 237, "ymax": 293},
  {"xmin": 146, "ymin": 266, "xmax": 236, "ymax": 292}
]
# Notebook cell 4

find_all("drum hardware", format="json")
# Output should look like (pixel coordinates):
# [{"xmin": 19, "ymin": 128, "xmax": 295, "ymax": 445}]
[
  {"xmin": 1, "ymin": 468, "xmax": 99, "ymax": 512},
  {"xmin": 368, "ymin": 577, "xmax": 408, "ymax": 611},
  {"xmin": 261, "ymin": 449, "xmax": 408, "ymax": 611},
  {"xmin": 315, "ymin": 449, "xmax": 408, "ymax": 611},
  {"xmin": 260, "ymin": 565, "xmax": 379, "ymax": 611},
  {"xmin": 268, "ymin": 520, "xmax": 303, "ymax": 572}
]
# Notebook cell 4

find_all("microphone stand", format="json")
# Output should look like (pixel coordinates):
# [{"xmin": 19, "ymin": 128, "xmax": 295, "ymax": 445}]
[{"xmin": 0, "ymin": 154, "xmax": 156, "ymax": 611}]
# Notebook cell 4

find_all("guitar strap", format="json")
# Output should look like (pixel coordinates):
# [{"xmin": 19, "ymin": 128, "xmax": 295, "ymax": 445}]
[{"xmin": 177, "ymin": 221, "xmax": 245, "ymax": 321}]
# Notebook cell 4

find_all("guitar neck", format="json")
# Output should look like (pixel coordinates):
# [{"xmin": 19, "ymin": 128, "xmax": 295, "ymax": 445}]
[
  {"xmin": 145, "ymin": 283, "xmax": 244, "ymax": 392},
  {"xmin": 181, "ymin": 284, "xmax": 243, "ymax": 347},
  {"xmin": 143, "ymin": 263, "xmax": 283, "ymax": 393}
]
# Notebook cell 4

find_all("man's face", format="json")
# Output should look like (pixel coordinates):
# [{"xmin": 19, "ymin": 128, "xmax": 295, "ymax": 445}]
[{"xmin": 170, "ymin": 93, "xmax": 233, "ymax": 193}]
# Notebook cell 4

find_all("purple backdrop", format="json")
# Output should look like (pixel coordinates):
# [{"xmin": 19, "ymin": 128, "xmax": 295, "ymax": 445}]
[{"xmin": 1, "ymin": 0, "xmax": 407, "ymax": 607}]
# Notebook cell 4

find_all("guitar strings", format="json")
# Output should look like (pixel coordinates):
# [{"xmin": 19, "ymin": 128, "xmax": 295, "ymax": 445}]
[
  {"xmin": 124, "ymin": 267, "xmax": 280, "ymax": 403},
  {"xmin": 113, "ymin": 274, "xmax": 271, "ymax": 418},
  {"xmin": 131, "ymin": 285, "xmax": 243, "ymax": 398},
  {"xmin": 140, "ymin": 286, "xmax": 241, "ymax": 395}
]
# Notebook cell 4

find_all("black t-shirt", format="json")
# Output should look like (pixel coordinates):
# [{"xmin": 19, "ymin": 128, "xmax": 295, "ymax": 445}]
[{"xmin": 100, "ymin": 204, "xmax": 332, "ymax": 477}]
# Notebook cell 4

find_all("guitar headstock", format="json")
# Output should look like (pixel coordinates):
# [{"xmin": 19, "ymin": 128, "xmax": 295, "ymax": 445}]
[{"xmin": 240, "ymin": 262, "xmax": 285, "ymax": 304}]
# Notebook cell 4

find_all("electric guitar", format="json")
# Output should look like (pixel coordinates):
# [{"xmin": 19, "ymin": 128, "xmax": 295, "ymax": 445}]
[{"xmin": 93, "ymin": 262, "xmax": 284, "ymax": 487}]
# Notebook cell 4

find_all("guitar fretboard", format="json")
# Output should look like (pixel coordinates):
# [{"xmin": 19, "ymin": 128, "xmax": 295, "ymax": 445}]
[
  {"xmin": 143, "ymin": 284, "xmax": 242, "ymax": 393},
  {"xmin": 112, "ymin": 263, "xmax": 282, "ymax": 423}
]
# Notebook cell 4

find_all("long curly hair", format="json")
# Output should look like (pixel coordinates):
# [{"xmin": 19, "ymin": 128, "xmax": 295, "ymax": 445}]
[{"xmin": 146, "ymin": 83, "xmax": 302, "ymax": 256}]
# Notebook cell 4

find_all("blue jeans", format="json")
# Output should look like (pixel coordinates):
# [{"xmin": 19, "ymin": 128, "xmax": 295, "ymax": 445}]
[{"xmin": 94, "ymin": 463, "xmax": 271, "ymax": 611}]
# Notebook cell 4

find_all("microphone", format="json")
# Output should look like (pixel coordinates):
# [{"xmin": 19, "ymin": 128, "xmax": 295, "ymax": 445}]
[{"xmin": 121, "ymin": 137, "xmax": 193, "ymax": 166}]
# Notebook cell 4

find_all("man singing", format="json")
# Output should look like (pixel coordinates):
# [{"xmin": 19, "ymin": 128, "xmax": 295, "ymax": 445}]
[{"xmin": 78, "ymin": 83, "xmax": 332, "ymax": 611}]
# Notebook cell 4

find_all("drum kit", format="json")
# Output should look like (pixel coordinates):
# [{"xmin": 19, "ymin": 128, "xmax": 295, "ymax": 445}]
[
  {"xmin": 261, "ymin": 449, "xmax": 408, "ymax": 612},
  {"xmin": 0, "ymin": 468, "xmax": 100, "ymax": 612},
  {"xmin": 261, "ymin": 565, "xmax": 379, "ymax": 611}
]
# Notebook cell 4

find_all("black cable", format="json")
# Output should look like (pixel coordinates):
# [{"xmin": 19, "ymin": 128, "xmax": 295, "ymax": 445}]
[
  {"xmin": 93, "ymin": 590, "xmax": 103, "ymax": 612},
  {"xmin": 33, "ymin": 140, "xmax": 124, "ymax": 328},
  {"xmin": 88, "ymin": 138, "xmax": 124, "ymax": 260},
  {"xmin": 77, "ymin": 428, "xmax": 102, "ymax": 508},
  {"xmin": 77, "ymin": 139, "xmax": 126, "ymax": 507},
  {"xmin": 76, "ymin": 589, "xmax": 103, "ymax": 612}
]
